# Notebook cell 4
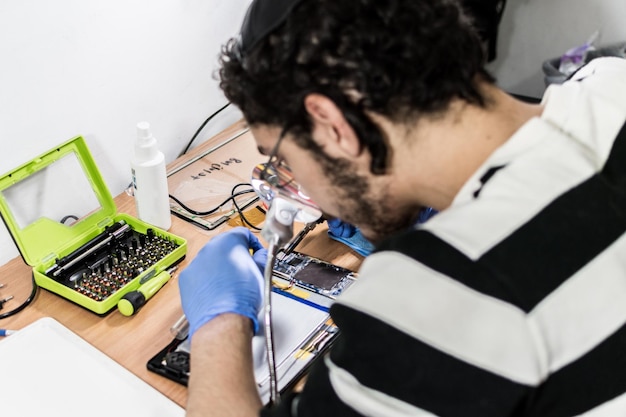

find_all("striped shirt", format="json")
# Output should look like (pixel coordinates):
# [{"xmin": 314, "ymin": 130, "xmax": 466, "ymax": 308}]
[{"xmin": 263, "ymin": 57, "xmax": 626, "ymax": 417}]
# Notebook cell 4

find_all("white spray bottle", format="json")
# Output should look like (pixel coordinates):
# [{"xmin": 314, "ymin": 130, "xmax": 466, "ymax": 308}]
[{"xmin": 131, "ymin": 121, "xmax": 172, "ymax": 230}]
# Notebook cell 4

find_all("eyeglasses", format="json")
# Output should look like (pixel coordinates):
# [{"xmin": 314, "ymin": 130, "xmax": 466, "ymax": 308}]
[
  {"xmin": 259, "ymin": 132, "xmax": 293, "ymax": 189},
  {"xmin": 250, "ymin": 133, "xmax": 322, "ymax": 221}
]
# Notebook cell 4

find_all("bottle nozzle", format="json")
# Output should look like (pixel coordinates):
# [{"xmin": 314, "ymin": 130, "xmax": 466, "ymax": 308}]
[{"xmin": 136, "ymin": 121, "xmax": 153, "ymax": 144}]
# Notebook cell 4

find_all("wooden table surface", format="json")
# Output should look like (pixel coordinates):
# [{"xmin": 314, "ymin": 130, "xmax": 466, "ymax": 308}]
[{"xmin": 0, "ymin": 120, "xmax": 363, "ymax": 408}]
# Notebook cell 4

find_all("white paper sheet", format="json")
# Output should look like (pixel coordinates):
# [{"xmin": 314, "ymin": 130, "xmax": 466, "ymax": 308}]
[{"xmin": 0, "ymin": 317, "xmax": 184, "ymax": 417}]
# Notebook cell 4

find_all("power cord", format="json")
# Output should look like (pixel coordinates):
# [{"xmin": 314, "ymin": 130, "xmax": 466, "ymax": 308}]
[
  {"xmin": 169, "ymin": 183, "xmax": 264, "ymax": 231},
  {"xmin": 169, "ymin": 188, "xmax": 256, "ymax": 216},
  {"xmin": 0, "ymin": 275, "xmax": 38, "ymax": 320},
  {"xmin": 231, "ymin": 183, "xmax": 264, "ymax": 231},
  {"xmin": 178, "ymin": 102, "xmax": 231, "ymax": 157}
]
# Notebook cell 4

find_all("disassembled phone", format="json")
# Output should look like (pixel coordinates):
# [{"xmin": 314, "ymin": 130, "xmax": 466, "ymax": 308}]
[
  {"xmin": 147, "ymin": 251, "xmax": 356, "ymax": 400},
  {"xmin": 272, "ymin": 250, "xmax": 357, "ymax": 300}
]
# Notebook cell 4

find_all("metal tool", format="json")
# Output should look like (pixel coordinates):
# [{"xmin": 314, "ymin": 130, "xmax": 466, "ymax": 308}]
[
  {"xmin": 282, "ymin": 218, "xmax": 323, "ymax": 255},
  {"xmin": 45, "ymin": 221, "xmax": 131, "ymax": 278}
]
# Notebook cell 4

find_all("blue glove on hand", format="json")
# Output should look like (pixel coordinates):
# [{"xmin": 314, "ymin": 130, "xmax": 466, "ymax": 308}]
[
  {"xmin": 326, "ymin": 218, "xmax": 374, "ymax": 256},
  {"xmin": 178, "ymin": 227, "xmax": 267, "ymax": 340},
  {"xmin": 326, "ymin": 217, "xmax": 357, "ymax": 238},
  {"xmin": 326, "ymin": 209, "xmax": 438, "ymax": 257}
]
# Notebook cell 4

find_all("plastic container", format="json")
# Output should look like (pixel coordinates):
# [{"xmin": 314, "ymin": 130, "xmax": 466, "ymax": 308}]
[
  {"xmin": 131, "ymin": 122, "xmax": 172, "ymax": 230},
  {"xmin": 0, "ymin": 135, "xmax": 186, "ymax": 314},
  {"xmin": 542, "ymin": 41, "xmax": 626, "ymax": 87}
]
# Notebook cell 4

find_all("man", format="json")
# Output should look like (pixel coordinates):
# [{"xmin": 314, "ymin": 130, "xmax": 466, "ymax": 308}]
[{"xmin": 178, "ymin": 0, "xmax": 626, "ymax": 416}]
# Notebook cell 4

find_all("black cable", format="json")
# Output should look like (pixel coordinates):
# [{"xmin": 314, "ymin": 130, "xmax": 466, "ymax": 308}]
[
  {"xmin": 169, "ymin": 183, "xmax": 265, "ymax": 230},
  {"xmin": 169, "ymin": 189, "xmax": 256, "ymax": 216},
  {"xmin": 0, "ymin": 276, "xmax": 38, "ymax": 320},
  {"xmin": 237, "ymin": 210, "xmax": 263, "ymax": 231},
  {"xmin": 232, "ymin": 183, "xmax": 252, "ymax": 192},
  {"xmin": 178, "ymin": 102, "xmax": 232, "ymax": 157},
  {"xmin": 60, "ymin": 215, "xmax": 79, "ymax": 225},
  {"xmin": 231, "ymin": 183, "xmax": 263, "ymax": 231}
]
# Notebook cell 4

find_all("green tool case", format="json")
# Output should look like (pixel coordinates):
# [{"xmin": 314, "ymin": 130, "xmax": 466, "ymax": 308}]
[{"xmin": 0, "ymin": 136, "xmax": 187, "ymax": 315}]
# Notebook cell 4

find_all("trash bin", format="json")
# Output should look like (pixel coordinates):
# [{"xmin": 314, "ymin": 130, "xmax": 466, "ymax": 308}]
[{"xmin": 542, "ymin": 42, "xmax": 626, "ymax": 86}]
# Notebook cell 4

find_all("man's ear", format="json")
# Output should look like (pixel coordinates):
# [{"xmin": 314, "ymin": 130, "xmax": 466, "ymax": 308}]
[{"xmin": 304, "ymin": 94, "xmax": 361, "ymax": 157}]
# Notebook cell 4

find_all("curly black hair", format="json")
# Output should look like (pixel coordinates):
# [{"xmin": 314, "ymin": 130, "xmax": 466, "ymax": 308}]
[{"xmin": 219, "ymin": 0, "xmax": 494, "ymax": 174}]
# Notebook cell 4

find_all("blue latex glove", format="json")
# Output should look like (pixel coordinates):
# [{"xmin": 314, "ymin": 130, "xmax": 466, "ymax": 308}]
[
  {"xmin": 326, "ymin": 208, "xmax": 438, "ymax": 256},
  {"xmin": 417, "ymin": 207, "xmax": 438, "ymax": 223},
  {"xmin": 327, "ymin": 218, "xmax": 375, "ymax": 257},
  {"xmin": 178, "ymin": 227, "xmax": 267, "ymax": 340},
  {"xmin": 327, "ymin": 217, "xmax": 357, "ymax": 238}
]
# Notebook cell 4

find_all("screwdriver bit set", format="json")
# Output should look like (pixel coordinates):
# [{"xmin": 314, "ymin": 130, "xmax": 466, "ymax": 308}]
[{"xmin": 0, "ymin": 136, "xmax": 187, "ymax": 314}]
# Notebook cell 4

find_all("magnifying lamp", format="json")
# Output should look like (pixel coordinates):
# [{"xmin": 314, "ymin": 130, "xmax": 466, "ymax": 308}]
[{"xmin": 250, "ymin": 162, "xmax": 322, "ymax": 404}]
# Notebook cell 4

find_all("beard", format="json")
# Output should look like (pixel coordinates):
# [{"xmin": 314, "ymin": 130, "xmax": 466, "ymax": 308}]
[{"xmin": 312, "ymin": 151, "xmax": 417, "ymax": 243}]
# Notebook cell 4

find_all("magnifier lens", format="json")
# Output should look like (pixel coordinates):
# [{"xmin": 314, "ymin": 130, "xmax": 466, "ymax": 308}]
[{"xmin": 251, "ymin": 163, "xmax": 322, "ymax": 223}]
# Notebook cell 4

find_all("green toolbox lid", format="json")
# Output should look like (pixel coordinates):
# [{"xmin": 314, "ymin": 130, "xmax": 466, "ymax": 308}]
[{"xmin": 0, "ymin": 136, "xmax": 117, "ymax": 267}]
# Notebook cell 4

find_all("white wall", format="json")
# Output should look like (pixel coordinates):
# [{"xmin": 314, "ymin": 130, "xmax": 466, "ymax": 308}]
[
  {"xmin": 0, "ymin": 0, "xmax": 250, "ymax": 266},
  {"xmin": 488, "ymin": 0, "xmax": 626, "ymax": 98}
]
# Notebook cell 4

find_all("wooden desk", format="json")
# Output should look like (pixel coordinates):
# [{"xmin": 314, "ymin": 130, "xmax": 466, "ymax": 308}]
[{"xmin": 0, "ymin": 120, "xmax": 363, "ymax": 408}]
